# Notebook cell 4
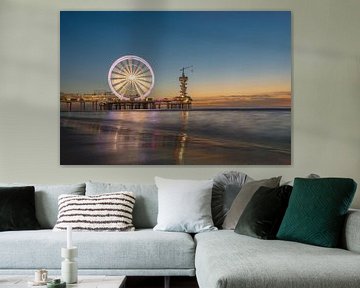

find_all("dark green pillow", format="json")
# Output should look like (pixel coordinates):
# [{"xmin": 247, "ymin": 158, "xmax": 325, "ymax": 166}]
[
  {"xmin": 276, "ymin": 178, "xmax": 357, "ymax": 247},
  {"xmin": 0, "ymin": 186, "xmax": 41, "ymax": 231},
  {"xmin": 235, "ymin": 185, "xmax": 292, "ymax": 239}
]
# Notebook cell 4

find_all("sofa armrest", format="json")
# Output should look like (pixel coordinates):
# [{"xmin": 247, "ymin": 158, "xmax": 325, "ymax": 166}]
[{"xmin": 342, "ymin": 209, "xmax": 360, "ymax": 253}]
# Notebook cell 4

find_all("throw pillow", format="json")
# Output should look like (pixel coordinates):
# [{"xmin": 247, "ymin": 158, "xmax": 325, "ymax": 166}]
[
  {"xmin": 0, "ymin": 186, "xmax": 41, "ymax": 231},
  {"xmin": 277, "ymin": 178, "xmax": 357, "ymax": 248},
  {"xmin": 153, "ymin": 177, "xmax": 217, "ymax": 233},
  {"xmin": 212, "ymin": 171, "xmax": 252, "ymax": 228},
  {"xmin": 53, "ymin": 192, "xmax": 136, "ymax": 231},
  {"xmin": 222, "ymin": 176, "xmax": 281, "ymax": 230},
  {"xmin": 234, "ymin": 185, "xmax": 293, "ymax": 239}
]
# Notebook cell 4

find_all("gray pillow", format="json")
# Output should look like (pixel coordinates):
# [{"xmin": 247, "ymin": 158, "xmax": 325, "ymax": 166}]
[
  {"xmin": 212, "ymin": 171, "xmax": 252, "ymax": 228},
  {"xmin": 86, "ymin": 181, "xmax": 158, "ymax": 229},
  {"xmin": 0, "ymin": 183, "xmax": 85, "ymax": 228},
  {"xmin": 153, "ymin": 177, "xmax": 217, "ymax": 233},
  {"xmin": 222, "ymin": 177, "xmax": 281, "ymax": 230},
  {"xmin": 283, "ymin": 173, "xmax": 320, "ymax": 186}
]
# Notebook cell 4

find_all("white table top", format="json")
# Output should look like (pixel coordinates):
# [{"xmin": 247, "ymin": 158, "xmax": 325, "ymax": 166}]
[{"xmin": 0, "ymin": 275, "xmax": 126, "ymax": 288}]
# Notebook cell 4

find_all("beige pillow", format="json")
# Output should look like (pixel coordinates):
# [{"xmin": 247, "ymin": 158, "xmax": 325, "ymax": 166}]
[{"xmin": 222, "ymin": 176, "xmax": 281, "ymax": 230}]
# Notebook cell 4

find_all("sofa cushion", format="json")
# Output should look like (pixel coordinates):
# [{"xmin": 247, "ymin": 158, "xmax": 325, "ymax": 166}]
[
  {"xmin": 0, "ymin": 186, "xmax": 40, "ymax": 231},
  {"xmin": 0, "ymin": 183, "xmax": 85, "ymax": 229},
  {"xmin": 222, "ymin": 176, "xmax": 281, "ymax": 229},
  {"xmin": 86, "ymin": 182, "xmax": 157, "ymax": 229},
  {"xmin": 234, "ymin": 185, "xmax": 292, "ymax": 239},
  {"xmin": 0, "ymin": 229, "xmax": 195, "ymax": 271},
  {"xmin": 212, "ymin": 171, "xmax": 251, "ymax": 228},
  {"xmin": 154, "ymin": 177, "xmax": 216, "ymax": 233},
  {"xmin": 277, "ymin": 178, "xmax": 357, "ymax": 247},
  {"xmin": 195, "ymin": 230, "xmax": 360, "ymax": 288},
  {"xmin": 53, "ymin": 192, "xmax": 136, "ymax": 232}
]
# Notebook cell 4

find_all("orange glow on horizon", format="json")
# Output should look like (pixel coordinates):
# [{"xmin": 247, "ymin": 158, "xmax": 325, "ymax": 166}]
[
  {"xmin": 151, "ymin": 80, "xmax": 291, "ymax": 107},
  {"xmin": 191, "ymin": 91, "xmax": 291, "ymax": 108}
]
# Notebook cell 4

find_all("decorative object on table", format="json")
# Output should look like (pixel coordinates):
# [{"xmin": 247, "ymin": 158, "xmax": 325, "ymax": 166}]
[
  {"xmin": 61, "ymin": 226, "xmax": 78, "ymax": 284},
  {"xmin": 47, "ymin": 279, "xmax": 66, "ymax": 288},
  {"xmin": 35, "ymin": 269, "xmax": 48, "ymax": 283},
  {"xmin": 27, "ymin": 269, "xmax": 51, "ymax": 287},
  {"xmin": 60, "ymin": 11, "xmax": 291, "ymax": 166}
]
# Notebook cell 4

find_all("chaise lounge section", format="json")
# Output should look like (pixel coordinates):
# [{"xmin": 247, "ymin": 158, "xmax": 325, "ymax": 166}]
[{"xmin": 195, "ymin": 216, "xmax": 360, "ymax": 288}]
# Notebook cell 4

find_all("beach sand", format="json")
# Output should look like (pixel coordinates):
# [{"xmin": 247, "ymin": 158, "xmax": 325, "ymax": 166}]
[{"xmin": 60, "ymin": 110, "xmax": 291, "ymax": 165}]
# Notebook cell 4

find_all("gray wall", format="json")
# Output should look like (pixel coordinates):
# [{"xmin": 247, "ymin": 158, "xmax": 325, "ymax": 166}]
[{"xmin": 0, "ymin": 0, "xmax": 359, "ymax": 208}]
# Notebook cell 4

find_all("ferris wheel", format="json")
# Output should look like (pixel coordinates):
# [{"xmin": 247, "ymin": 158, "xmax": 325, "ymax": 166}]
[{"xmin": 108, "ymin": 55, "xmax": 155, "ymax": 100}]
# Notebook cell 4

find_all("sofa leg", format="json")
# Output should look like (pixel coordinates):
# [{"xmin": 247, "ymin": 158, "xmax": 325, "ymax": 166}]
[{"xmin": 164, "ymin": 276, "xmax": 170, "ymax": 288}]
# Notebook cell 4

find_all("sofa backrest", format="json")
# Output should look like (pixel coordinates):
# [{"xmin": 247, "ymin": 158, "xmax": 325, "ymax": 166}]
[
  {"xmin": 0, "ymin": 182, "xmax": 86, "ymax": 228},
  {"xmin": 86, "ymin": 181, "xmax": 158, "ymax": 229}
]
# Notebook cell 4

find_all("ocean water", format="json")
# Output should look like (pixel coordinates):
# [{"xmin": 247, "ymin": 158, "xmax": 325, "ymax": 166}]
[{"xmin": 60, "ymin": 109, "xmax": 291, "ymax": 165}]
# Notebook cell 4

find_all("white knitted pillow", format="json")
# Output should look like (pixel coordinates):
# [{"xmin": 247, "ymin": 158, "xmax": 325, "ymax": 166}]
[{"xmin": 53, "ymin": 192, "xmax": 135, "ymax": 231}]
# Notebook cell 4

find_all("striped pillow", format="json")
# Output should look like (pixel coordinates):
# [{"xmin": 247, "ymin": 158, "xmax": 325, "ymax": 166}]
[{"xmin": 53, "ymin": 192, "xmax": 135, "ymax": 231}]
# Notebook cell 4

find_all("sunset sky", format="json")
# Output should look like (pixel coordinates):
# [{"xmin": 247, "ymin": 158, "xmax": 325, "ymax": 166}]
[{"xmin": 60, "ymin": 11, "xmax": 291, "ymax": 108}]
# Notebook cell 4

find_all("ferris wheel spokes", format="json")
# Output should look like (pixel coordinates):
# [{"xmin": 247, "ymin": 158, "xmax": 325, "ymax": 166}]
[{"xmin": 108, "ymin": 55, "xmax": 155, "ymax": 100}]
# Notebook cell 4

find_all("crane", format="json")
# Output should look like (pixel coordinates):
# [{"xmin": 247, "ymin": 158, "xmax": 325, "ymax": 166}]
[{"xmin": 180, "ymin": 65, "xmax": 193, "ymax": 76}]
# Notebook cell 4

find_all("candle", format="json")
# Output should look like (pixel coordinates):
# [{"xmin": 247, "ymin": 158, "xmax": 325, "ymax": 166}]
[{"xmin": 67, "ymin": 225, "xmax": 72, "ymax": 249}]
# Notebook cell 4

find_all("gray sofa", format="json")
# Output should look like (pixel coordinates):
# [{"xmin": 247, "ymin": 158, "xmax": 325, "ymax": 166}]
[{"xmin": 0, "ymin": 181, "xmax": 360, "ymax": 288}]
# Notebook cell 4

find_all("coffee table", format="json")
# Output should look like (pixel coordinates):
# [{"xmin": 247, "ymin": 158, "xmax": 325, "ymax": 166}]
[{"xmin": 0, "ymin": 275, "xmax": 126, "ymax": 288}]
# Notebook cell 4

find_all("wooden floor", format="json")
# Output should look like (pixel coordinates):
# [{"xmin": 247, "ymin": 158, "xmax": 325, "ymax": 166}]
[{"xmin": 126, "ymin": 276, "xmax": 199, "ymax": 288}]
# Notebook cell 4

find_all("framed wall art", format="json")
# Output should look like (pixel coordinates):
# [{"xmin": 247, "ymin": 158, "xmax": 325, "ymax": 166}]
[{"xmin": 60, "ymin": 11, "xmax": 291, "ymax": 165}]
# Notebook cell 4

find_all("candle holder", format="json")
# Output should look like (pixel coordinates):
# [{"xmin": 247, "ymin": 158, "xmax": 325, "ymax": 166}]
[{"xmin": 61, "ymin": 247, "xmax": 78, "ymax": 284}]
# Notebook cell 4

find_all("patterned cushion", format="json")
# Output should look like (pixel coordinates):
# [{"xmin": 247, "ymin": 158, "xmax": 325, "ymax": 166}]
[
  {"xmin": 277, "ymin": 178, "xmax": 357, "ymax": 247},
  {"xmin": 53, "ymin": 192, "xmax": 136, "ymax": 232}
]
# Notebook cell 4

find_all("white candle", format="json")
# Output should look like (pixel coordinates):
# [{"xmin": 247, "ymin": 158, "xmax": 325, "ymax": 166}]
[{"xmin": 67, "ymin": 225, "xmax": 72, "ymax": 249}]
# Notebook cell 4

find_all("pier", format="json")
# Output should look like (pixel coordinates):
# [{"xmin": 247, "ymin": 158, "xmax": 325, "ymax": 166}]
[{"xmin": 60, "ymin": 95, "xmax": 192, "ymax": 112}]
